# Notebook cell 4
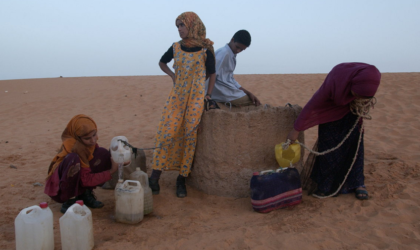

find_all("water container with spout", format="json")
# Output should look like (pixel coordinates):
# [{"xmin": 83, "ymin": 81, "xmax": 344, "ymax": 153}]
[
  {"xmin": 275, "ymin": 140, "xmax": 301, "ymax": 168},
  {"xmin": 15, "ymin": 202, "xmax": 54, "ymax": 250},
  {"xmin": 110, "ymin": 136, "xmax": 132, "ymax": 165},
  {"xmin": 129, "ymin": 167, "xmax": 153, "ymax": 215},
  {"xmin": 59, "ymin": 200, "xmax": 94, "ymax": 250},
  {"xmin": 115, "ymin": 180, "xmax": 144, "ymax": 224}
]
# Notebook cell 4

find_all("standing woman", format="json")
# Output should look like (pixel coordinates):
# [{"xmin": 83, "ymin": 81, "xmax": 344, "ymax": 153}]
[
  {"xmin": 287, "ymin": 63, "xmax": 381, "ymax": 200},
  {"xmin": 149, "ymin": 12, "xmax": 216, "ymax": 198},
  {"xmin": 44, "ymin": 114, "xmax": 118, "ymax": 213}
]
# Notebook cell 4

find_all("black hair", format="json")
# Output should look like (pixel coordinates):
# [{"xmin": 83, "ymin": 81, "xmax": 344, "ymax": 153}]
[{"xmin": 233, "ymin": 30, "xmax": 251, "ymax": 47}]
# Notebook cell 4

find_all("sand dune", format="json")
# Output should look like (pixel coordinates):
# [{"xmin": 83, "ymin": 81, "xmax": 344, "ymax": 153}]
[{"xmin": 1, "ymin": 73, "xmax": 419, "ymax": 249}]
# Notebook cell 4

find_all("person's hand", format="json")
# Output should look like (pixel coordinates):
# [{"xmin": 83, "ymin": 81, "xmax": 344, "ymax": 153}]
[
  {"xmin": 205, "ymin": 94, "xmax": 216, "ymax": 110},
  {"xmin": 171, "ymin": 75, "xmax": 176, "ymax": 86},
  {"xmin": 247, "ymin": 92, "xmax": 261, "ymax": 106},
  {"xmin": 286, "ymin": 128, "xmax": 300, "ymax": 144}
]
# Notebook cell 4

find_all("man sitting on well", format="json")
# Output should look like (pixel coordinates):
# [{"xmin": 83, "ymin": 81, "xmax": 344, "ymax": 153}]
[{"xmin": 210, "ymin": 30, "xmax": 261, "ymax": 106}]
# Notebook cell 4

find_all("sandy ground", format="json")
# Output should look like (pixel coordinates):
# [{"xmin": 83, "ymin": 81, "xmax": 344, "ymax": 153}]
[{"xmin": 1, "ymin": 73, "xmax": 419, "ymax": 249}]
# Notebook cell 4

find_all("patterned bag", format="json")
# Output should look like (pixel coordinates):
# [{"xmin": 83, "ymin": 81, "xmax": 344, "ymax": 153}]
[{"xmin": 250, "ymin": 168, "xmax": 302, "ymax": 213}]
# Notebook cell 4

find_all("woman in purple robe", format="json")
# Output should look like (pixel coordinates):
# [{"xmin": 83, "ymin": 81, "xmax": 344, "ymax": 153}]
[
  {"xmin": 287, "ymin": 63, "xmax": 381, "ymax": 200},
  {"xmin": 44, "ymin": 114, "xmax": 119, "ymax": 213}
]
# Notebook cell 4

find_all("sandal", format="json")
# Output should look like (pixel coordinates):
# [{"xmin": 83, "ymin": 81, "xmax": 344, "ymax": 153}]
[
  {"xmin": 204, "ymin": 98, "xmax": 220, "ymax": 111},
  {"xmin": 355, "ymin": 188, "xmax": 369, "ymax": 200}
]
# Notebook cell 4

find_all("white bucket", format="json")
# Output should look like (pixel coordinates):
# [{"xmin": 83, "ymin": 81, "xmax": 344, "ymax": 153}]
[
  {"xmin": 59, "ymin": 200, "xmax": 94, "ymax": 250},
  {"xmin": 129, "ymin": 167, "xmax": 153, "ymax": 215},
  {"xmin": 115, "ymin": 180, "xmax": 144, "ymax": 224},
  {"xmin": 15, "ymin": 202, "xmax": 54, "ymax": 250}
]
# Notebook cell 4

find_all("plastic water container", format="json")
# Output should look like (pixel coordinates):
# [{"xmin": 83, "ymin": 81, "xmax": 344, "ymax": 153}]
[
  {"xmin": 110, "ymin": 136, "xmax": 132, "ymax": 164},
  {"xmin": 115, "ymin": 180, "xmax": 144, "ymax": 224},
  {"xmin": 59, "ymin": 200, "xmax": 94, "ymax": 250},
  {"xmin": 15, "ymin": 202, "xmax": 54, "ymax": 250},
  {"xmin": 275, "ymin": 141, "xmax": 301, "ymax": 168},
  {"xmin": 129, "ymin": 167, "xmax": 153, "ymax": 215}
]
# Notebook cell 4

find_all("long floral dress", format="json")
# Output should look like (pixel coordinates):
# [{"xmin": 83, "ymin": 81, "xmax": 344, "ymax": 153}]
[{"xmin": 151, "ymin": 42, "xmax": 207, "ymax": 177}]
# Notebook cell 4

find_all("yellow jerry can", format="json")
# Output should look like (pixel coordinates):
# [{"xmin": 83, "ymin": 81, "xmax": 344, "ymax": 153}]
[{"xmin": 275, "ymin": 141, "xmax": 301, "ymax": 168}]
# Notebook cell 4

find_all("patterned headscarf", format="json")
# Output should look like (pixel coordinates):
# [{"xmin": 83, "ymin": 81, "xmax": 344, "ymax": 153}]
[
  {"xmin": 47, "ymin": 114, "xmax": 97, "ymax": 177},
  {"xmin": 176, "ymin": 11, "xmax": 214, "ymax": 57}
]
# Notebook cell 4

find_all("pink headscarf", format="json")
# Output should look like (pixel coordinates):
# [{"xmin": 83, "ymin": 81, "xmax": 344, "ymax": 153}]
[{"xmin": 294, "ymin": 62, "xmax": 381, "ymax": 131}]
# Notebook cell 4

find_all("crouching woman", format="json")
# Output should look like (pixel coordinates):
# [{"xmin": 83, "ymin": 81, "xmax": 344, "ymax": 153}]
[{"xmin": 44, "ymin": 114, "xmax": 118, "ymax": 213}]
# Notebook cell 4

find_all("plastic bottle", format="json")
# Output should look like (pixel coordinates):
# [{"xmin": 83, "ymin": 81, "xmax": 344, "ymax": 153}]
[
  {"xmin": 59, "ymin": 200, "xmax": 94, "ymax": 250},
  {"xmin": 115, "ymin": 180, "xmax": 144, "ymax": 224},
  {"xmin": 109, "ymin": 136, "xmax": 132, "ymax": 164},
  {"xmin": 15, "ymin": 202, "xmax": 54, "ymax": 250},
  {"xmin": 129, "ymin": 167, "xmax": 153, "ymax": 215},
  {"xmin": 275, "ymin": 140, "xmax": 301, "ymax": 168}
]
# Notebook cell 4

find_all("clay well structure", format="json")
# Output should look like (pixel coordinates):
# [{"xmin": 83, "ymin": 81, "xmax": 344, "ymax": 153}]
[{"xmin": 188, "ymin": 104, "xmax": 305, "ymax": 198}]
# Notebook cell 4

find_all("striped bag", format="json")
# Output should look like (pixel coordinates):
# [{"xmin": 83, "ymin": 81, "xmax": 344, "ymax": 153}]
[{"xmin": 250, "ymin": 168, "xmax": 302, "ymax": 213}]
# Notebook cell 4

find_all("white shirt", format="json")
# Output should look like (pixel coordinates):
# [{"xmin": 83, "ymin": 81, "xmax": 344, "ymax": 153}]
[{"xmin": 207, "ymin": 44, "xmax": 246, "ymax": 102}]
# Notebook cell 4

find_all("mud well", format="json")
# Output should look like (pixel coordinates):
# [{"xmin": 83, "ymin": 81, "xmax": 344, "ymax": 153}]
[{"xmin": 188, "ymin": 104, "xmax": 305, "ymax": 198}]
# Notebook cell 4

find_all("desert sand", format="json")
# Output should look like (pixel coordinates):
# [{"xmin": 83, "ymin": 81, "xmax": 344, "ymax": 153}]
[{"xmin": 1, "ymin": 72, "xmax": 419, "ymax": 249}]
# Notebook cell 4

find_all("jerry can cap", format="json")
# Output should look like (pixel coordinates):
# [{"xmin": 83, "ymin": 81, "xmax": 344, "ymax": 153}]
[{"xmin": 39, "ymin": 202, "xmax": 48, "ymax": 208}]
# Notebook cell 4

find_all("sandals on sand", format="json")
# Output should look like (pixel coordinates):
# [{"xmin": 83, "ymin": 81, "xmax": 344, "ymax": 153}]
[{"xmin": 355, "ymin": 189, "xmax": 369, "ymax": 200}]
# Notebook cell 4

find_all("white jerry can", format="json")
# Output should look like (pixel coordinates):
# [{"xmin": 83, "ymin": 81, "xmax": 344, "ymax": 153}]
[
  {"xmin": 15, "ymin": 202, "xmax": 54, "ymax": 250},
  {"xmin": 59, "ymin": 200, "xmax": 94, "ymax": 250}
]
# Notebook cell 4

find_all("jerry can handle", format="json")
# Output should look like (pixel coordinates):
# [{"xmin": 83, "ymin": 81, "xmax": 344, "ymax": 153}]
[
  {"xmin": 260, "ymin": 170, "xmax": 274, "ymax": 175},
  {"xmin": 276, "ymin": 167, "xmax": 289, "ymax": 173},
  {"xmin": 124, "ymin": 180, "xmax": 140, "ymax": 186},
  {"xmin": 19, "ymin": 205, "xmax": 41, "ymax": 216}
]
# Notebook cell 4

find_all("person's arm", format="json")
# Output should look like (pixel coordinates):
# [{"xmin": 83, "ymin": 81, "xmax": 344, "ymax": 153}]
[
  {"xmin": 204, "ymin": 50, "xmax": 216, "ymax": 101},
  {"xmin": 159, "ymin": 61, "xmax": 175, "ymax": 85},
  {"xmin": 239, "ymin": 87, "xmax": 261, "ymax": 106},
  {"xmin": 159, "ymin": 45, "xmax": 176, "ymax": 85},
  {"xmin": 286, "ymin": 128, "xmax": 301, "ymax": 143},
  {"xmin": 80, "ymin": 168, "xmax": 112, "ymax": 187},
  {"xmin": 80, "ymin": 157, "xmax": 118, "ymax": 187},
  {"xmin": 206, "ymin": 73, "xmax": 216, "ymax": 100}
]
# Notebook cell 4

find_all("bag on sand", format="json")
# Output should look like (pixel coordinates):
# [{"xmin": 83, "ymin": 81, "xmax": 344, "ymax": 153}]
[{"xmin": 250, "ymin": 168, "xmax": 302, "ymax": 213}]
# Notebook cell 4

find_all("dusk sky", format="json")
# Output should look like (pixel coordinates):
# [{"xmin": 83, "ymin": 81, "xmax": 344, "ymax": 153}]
[{"xmin": 1, "ymin": 0, "xmax": 419, "ymax": 80}]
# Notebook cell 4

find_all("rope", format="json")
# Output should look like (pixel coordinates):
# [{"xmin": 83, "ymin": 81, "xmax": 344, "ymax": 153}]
[
  {"xmin": 286, "ymin": 116, "xmax": 360, "ymax": 156},
  {"xmin": 282, "ymin": 97, "xmax": 376, "ymax": 199},
  {"xmin": 224, "ymin": 102, "xmax": 232, "ymax": 110},
  {"xmin": 282, "ymin": 97, "xmax": 376, "ymax": 155},
  {"xmin": 312, "ymin": 121, "xmax": 364, "ymax": 198},
  {"xmin": 350, "ymin": 96, "xmax": 376, "ymax": 120},
  {"xmin": 118, "ymin": 124, "xmax": 199, "ymax": 151}
]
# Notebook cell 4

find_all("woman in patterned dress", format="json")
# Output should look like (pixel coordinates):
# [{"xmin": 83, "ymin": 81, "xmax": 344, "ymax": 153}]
[{"xmin": 149, "ymin": 12, "xmax": 216, "ymax": 198}]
